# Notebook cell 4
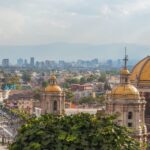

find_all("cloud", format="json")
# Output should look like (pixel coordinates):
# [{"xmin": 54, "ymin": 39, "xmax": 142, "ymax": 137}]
[
  {"xmin": 0, "ymin": 0, "xmax": 150, "ymax": 45},
  {"xmin": 0, "ymin": 7, "xmax": 25, "ymax": 44},
  {"xmin": 114, "ymin": 0, "xmax": 150, "ymax": 16}
]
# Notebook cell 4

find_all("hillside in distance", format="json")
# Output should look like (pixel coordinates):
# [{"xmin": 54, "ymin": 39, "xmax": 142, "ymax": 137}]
[{"xmin": 0, "ymin": 43, "xmax": 149, "ymax": 62}]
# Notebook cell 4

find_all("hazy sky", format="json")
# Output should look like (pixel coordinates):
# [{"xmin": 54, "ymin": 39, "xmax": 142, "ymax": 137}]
[{"xmin": 1, "ymin": 0, "xmax": 150, "ymax": 45}]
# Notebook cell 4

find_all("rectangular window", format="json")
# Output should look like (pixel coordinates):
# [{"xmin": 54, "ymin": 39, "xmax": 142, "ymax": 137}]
[
  {"xmin": 128, "ymin": 123, "xmax": 132, "ymax": 127},
  {"xmin": 128, "ymin": 112, "xmax": 132, "ymax": 119}
]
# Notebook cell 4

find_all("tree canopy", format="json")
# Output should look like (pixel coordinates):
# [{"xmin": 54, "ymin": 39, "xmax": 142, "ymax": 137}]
[
  {"xmin": 98, "ymin": 72, "xmax": 107, "ymax": 82},
  {"xmin": 77, "ymin": 96, "xmax": 105, "ymax": 105},
  {"xmin": 22, "ymin": 72, "xmax": 31, "ymax": 83},
  {"xmin": 10, "ymin": 113, "xmax": 140, "ymax": 150},
  {"xmin": 65, "ymin": 90, "xmax": 74, "ymax": 102}
]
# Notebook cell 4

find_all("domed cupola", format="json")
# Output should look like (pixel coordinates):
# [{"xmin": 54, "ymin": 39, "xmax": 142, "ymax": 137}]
[
  {"xmin": 41, "ymin": 73, "xmax": 65, "ymax": 115},
  {"xmin": 45, "ymin": 75, "xmax": 62, "ymax": 93},
  {"xmin": 130, "ymin": 56, "xmax": 150, "ymax": 87},
  {"xmin": 111, "ymin": 50, "xmax": 140, "ymax": 100},
  {"xmin": 107, "ymin": 50, "xmax": 147, "ymax": 145}
]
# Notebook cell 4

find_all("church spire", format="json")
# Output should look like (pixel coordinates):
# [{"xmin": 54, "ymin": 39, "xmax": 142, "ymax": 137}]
[
  {"xmin": 50, "ymin": 73, "xmax": 57, "ymax": 85},
  {"xmin": 123, "ymin": 47, "xmax": 128, "ymax": 69},
  {"xmin": 120, "ymin": 48, "xmax": 130, "ymax": 84}
]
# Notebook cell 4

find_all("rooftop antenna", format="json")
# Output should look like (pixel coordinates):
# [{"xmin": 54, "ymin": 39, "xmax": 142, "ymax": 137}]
[{"xmin": 123, "ymin": 47, "xmax": 128, "ymax": 69}]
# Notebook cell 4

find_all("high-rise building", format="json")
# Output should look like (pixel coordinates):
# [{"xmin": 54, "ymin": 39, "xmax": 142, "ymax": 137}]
[
  {"xmin": 91, "ymin": 58, "xmax": 99, "ymax": 64},
  {"xmin": 17, "ymin": 58, "xmax": 24, "ymax": 67},
  {"xmin": 2, "ymin": 59, "xmax": 9, "ymax": 67},
  {"xmin": 35, "ymin": 61, "xmax": 40, "ymax": 68},
  {"xmin": 45, "ymin": 60, "xmax": 51, "ymax": 68},
  {"xmin": 30, "ymin": 57, "xmax": 35, "ymax": 67},
  {"xmin": 117, "ymin": 59, "xmax": 122, "ymax": 67},
  {"xmin": 106, "ymin": 59, "xmax": 113, "ymax": 66},
  {"xmin": 24, "ymin": 59, "xmax": 28, "ymax": 67}
]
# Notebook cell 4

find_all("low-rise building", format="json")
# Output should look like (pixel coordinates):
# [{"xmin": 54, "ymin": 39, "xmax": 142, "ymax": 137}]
[
  {"xmin": 71, "ymin": 84, "xmax": 95, "ymax": 100},
  {"xmin": 4, "ymin": 99, "xmax": 35, "ymax": 115},
  {"xmin": 17, "ymin": 99, "xmax": 34, "ymax": 114}
]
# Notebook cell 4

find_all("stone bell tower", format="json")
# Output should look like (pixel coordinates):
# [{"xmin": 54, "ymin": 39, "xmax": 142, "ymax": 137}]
[
  {"xmin": 41, "ymin": 74, "xmax": 65, "ymax": 115},
  {"xmin": 106, "ymin": 50, "xmax": 147, "ymax": 146}
]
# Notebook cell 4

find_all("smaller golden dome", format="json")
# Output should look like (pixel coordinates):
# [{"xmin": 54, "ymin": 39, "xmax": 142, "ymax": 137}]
[
  {"xmin": 120, "ymin": 68, "xmax": 130, "ymax": 75},
  {"xmin": 111, "ymin": 84, "xmax": 140, "ymax": 100},
  {"xmin": 44, "ymin": 74, "xmax": 62, "ymax": 93},
  {"xmin": 50, "ymin": 75, "xmax": 57, "ymax": 80},
  {"xmin": 45, "ymin": 85, "xmax": 62, "ymax": 93}
]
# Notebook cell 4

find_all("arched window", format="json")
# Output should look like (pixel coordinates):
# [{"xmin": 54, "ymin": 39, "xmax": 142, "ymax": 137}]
[
  {"xmin": 53, "ymin": 101, "xmax": 57, "ymax": 111},
  {"xmin": 125, "ymin": 77, "xmax": 128, "ymax": 83},
  {"xmin": 128, "ymin": 112, "xmax": 133, "ymax": 119}
]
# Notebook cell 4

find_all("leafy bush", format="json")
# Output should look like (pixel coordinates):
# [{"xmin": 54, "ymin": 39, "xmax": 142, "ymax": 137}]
[{"xmin": 10, "ymin": 114, "xmax": 140, "ymax": 150}]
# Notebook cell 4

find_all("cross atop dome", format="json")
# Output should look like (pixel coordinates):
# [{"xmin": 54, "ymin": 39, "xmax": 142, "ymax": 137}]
[
  {"xmin": 123, "ymin": 47, "xmax": 128, "ymax": 69},
  {"xmin": 50, "ymin": 70, "xmax": 57, "ymax": 85},
  {"xmin": 120, "ymin": 47, "xmax": 130, "ymax": 84}
]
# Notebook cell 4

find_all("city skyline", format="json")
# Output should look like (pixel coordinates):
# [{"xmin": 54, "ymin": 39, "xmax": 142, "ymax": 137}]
[
  {"xmin": 0, "ymin": 0, "xmax": 149, "ymax": 62},
  {"xmin": 0, "ymin": 43, "xmax": 149, "ymax": 63}
]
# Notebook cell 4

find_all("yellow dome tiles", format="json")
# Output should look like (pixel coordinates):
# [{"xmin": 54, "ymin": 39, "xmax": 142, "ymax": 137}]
[
  {"xmin": 44, "ymin": 75, "xmax": 62, "ymax": 93},
  {"xmin": 130, "ymin": 56, "xmax": 150, "ymax": 86},
  {"xmin": 120, "ymin": 68, "xmax": 130, "ymax": 75},
  {"xmin": 45, "ymin": 85, "xmax": 62, "ymax": 93},
  {"xmin": 111, "ymin": 52, "xmax": 141, "ymax": 100},
  {"xmin": 111, "ymin": 84, "xmax": 140, "ymax": 100},
  {"xmin": 140, "ymin": 59, "xmax": 150, "ymax": 81}
]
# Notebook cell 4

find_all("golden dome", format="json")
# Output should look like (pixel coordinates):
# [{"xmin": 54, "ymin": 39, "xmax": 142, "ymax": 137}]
[
  {"xmin": 50, "ymin": 75, "xmax": 57, "ymax": 80},
  {"xmin": 111, "ymin": 84, "xmax": 140, "ymax": 100},
  {"xmin": 130, "ymin": 56, "xmax": 150, "ymax": 86},
  {"xmin": 120, "ymin": 68, "xmax": 130, "ymax": 75},
  {"xmin": 110, "ymin": 52, "xmax": 140, "ymax": 100},
  {"xmin": 44, "ymin": 74, "xmax": 62, "ymax": 93},
  {"xmin": 45, "ymin": 85, "xmax": 62, "ymax": 93}
]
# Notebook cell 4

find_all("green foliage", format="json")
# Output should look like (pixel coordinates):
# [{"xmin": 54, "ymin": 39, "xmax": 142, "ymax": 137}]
[
  {"xmin": 11, "ymin": 109, "xmax": 31, "ymax": 122},
  {"xmin": 66, "ymin": 78, "xmax": 80, "ymax": 84},
  {"xmin": 78, "ymin": 96, "xmax": 105, "ymax": 105},
  {"xmin": 65, "ymin": 90, "xmax": 74, "ymax": 102},
  {"xmin": 1, "ymin": 72, "xmax": 21, "ymax": 88},
  {"xmin": 106, "ymin": 70, "xmax": 119, "ymax": 75},
  {"xmin": 64, "ymin": 74, "xmax": 100, "ymax": 88},
  {"xmin": 63, "ymin": 78, "xmax": 80, "ymax": 89},
  {"xmin": 62, "ymin": 82, "xmax": 70, "ymax": 89},
  {"xmin": 98, "ymin": 72, "xmax": 107, "ymax": 82},
  {"xmin": 80, "ymin": 77, "xmax": 87, "ymax": 84},
  {"xmin": 33, "ymin": 88, "xmax": 41, "ymax": 100},
  {"xmin": 10, "ymin": 114, "xmax": 140, "ymax": 150},
  {"xmin": 87, "ymin": 74, "xmax": 98, "ymax": 83},
  {"xmin": 22, "ymin": 72, "xmax": 31, "ymax": 83},
  {"xmin": 9, "ymin": 75, "xmax": 20, "ymax": 84},
  {"xmin": 42, "ymin": 81, "xmax": 49, "ymax": 88}
]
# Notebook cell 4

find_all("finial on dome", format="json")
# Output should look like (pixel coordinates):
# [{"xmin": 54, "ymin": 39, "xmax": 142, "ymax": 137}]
[
  {"xmin": 123, "ymin": 47, "xmax": 128, "ymax": 69},
  {"xmin": 120, "ymin": 48, "xmax": 130, "ymax": 84},
  {"xmin": 50, "ymin": 71, "xmax": 57, "ymax": 85}
]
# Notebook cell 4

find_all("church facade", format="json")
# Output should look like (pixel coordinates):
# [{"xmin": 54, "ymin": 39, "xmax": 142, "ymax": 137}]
[{"xmin": 106, "ymin": 54, "xmax": 147, "ymax": 146}]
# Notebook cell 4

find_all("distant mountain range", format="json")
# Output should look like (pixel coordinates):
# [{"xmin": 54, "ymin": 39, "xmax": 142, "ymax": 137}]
[{"xmin": 0, "ymin": 43, "xmax": 149, "ymax": 63}]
